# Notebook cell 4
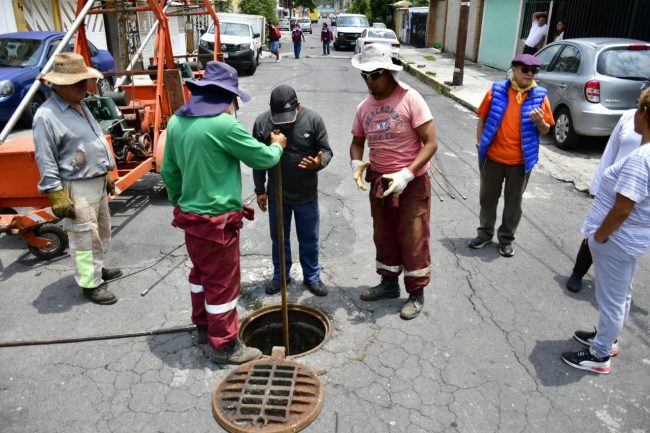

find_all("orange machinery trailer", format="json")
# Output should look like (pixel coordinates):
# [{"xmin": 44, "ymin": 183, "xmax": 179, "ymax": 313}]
[{"xmin": 0, "ymin": 0, "xmax": 222, "ymax": 259}]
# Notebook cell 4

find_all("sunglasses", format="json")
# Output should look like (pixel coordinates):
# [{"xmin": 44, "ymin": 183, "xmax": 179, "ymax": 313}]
[
  {"xmin": 520, "ymin": 66, "xmax": 540, "ymax": 74},
  {"xmin": 360, "ymin": 69, "xmax": 385, "ymax": 81}
]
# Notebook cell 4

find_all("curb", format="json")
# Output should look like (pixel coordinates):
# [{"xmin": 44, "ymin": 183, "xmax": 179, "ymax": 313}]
[{"xmin": 398, "ymin": 59, "xmax": 478, "ymax": 112}]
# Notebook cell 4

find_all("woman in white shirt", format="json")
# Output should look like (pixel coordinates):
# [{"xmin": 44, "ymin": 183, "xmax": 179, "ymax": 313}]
[
  {"xmin": 562, "ymin": 88, "xmax": 650, "ymax": 374},
  {"xmin": 565, "ymin": 108, "xmax": 642, "ymax": 292}
]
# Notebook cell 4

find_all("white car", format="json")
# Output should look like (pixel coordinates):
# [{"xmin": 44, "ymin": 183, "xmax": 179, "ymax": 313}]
[
  {"xmin": 354, "ymin": 28, "xmax": 400, "ymax": 59},
  {"xmin": 297, "ymin": 18, "xmax": 312, "ymax": 34},
  {"xmin": 278, "ymin": 18, "xmax": 290, "ymax": 31}
]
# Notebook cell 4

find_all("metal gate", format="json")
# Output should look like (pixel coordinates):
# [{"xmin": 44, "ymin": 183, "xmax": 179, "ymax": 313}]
[
  {"xmin": 521, "ymin": 0, "xmax": 650, "ymax": 42},
  {"xmin": 12, "ymin": 0, "xmax": 57, "ymax": 31},
  {"xmin": 410, "ymin": 12, "xmax": 428, "ymax": 48}
]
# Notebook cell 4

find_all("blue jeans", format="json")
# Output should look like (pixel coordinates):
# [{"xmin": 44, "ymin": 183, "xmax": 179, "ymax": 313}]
[
  {"xmin": 268, "ymin": 199, "xmax": 320, "ymax": 284},
  {"xmin": 322, "ymin": 41, "xmax": 330, "ymax": 55},
  {"xmin": 293, "ymin": 41, "xmax": 302, "ymax": 59}
]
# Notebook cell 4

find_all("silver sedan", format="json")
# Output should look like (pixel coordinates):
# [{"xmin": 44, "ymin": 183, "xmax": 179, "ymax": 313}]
[{"xmin": 534, "ymin": 38, "xmax": 650, "ymax": 149}]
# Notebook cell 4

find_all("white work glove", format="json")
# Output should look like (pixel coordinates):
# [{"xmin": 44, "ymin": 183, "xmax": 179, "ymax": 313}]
[
  {"xmin": 382, "ymin": 167, "xmax": 415, "ymax": 196},
  {"xmin": 351, "ymin": 160, "xmax": 370, "ymax": 190}
]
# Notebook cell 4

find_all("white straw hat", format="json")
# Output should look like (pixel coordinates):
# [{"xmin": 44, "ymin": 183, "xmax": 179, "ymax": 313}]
[
  {"xmin": 351, "ymin": 44, "xmax": 403, "ymax": 72},
  {"xmin": 40, "ymin": 53, "xmax": 102, "ymax": 85}
]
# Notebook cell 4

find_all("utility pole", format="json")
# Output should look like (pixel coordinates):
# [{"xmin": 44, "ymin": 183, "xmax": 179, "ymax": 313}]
[{"xmin": 448, "ymin": 0, "xmax": 470, "ymax": 86}]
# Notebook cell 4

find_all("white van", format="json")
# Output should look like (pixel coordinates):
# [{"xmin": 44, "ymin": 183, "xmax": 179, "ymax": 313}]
[{"xmin": 199, "ymin": 14, "xmax": 265, "ymax": 75}]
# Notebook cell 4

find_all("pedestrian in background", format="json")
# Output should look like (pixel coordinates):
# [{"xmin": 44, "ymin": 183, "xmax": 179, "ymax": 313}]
[
  {"xmin": 562, "ymin": 87, "xmax": 650, "ymax": 375},
  {"xmin": 469, "ymin": 54, "xmax": 553, "ymax": 257},
  {"xmin": 523, "ymin": 11, "xmax": 548, "ymax": 54},
  {"xmin": 292, "ymin": 22, "xmax": 305, "ymax": 59},
  {"xmin": 321, "ymin": 22, "xmax": 333, "ymax": 56},
  {"xmin": 554, "ymin": 19, "xmax": 567, "ymax": 42},
  {"xmin": 268, "ymin": 22, "xmax": 281, "ymax": 63},
  {"xmin": 349, "ymin": 44, "xmax": 438, "ymax": 320},
  {"xmin": 253, "ymin": 85, "xmax": 333, "ymax": 297},
  {"xmin": 161, "ymin": 62, "xmax": 287, "ymax": 365},
  {"xmin": 33, "ymin": 53, "xmax": 121, "ymax": 306},
  {"xmin": 565, "ymin": 108, "xmax": 642, "ymax": 292}
]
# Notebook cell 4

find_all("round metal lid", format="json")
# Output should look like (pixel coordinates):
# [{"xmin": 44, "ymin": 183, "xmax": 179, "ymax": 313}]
[{"xmin": 212, "ymin": 347, "xmax": 324, "ymax": 433}]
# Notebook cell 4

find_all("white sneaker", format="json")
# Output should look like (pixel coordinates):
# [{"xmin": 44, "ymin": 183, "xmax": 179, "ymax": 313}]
[{"xmin": 277, "ymin": 54, "xmax": 281, "ymax": 63}]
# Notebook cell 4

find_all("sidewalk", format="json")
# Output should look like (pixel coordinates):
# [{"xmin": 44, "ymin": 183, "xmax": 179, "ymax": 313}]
[{"xmin": 397, "ymin": 45, "xmax": 504, "ymax": 112}]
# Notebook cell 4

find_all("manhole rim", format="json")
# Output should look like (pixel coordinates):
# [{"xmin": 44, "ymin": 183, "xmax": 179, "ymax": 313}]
[{"xmin": 239, "ymin": 303, "xmax": 331, "ymax": 359}]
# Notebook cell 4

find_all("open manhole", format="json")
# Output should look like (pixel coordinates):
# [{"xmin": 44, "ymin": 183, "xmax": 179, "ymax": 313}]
[
  {"xmin": 212, "ymin": 347, "xmax": 324, "ymax": 433},
  {"xmin": 239, "ymin": 304, "xmax": 330, "ymax": 358}
]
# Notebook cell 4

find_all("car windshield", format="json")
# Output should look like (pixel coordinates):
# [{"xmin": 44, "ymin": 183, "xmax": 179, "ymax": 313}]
[
  {"xmin": 368, "ymin": 30, "xmax": 396, "ymax": 39},
  {"xmin": 207, "ymin": 22, "xmax": 250, "ymax": 36},
  {"xmin": 221, "ymin": 23, "xmax": 250, "ymax": 36},
  {"xmin": 337, "ymin": 16, "xmax": 369, "ymax": 27},
  {"xmin": 597, "ymin": 47, "xmax": 650, "ymax": 80},
  {"xmin": 0, "ymin": 38, "xmax": 45, "ymax": 67}
]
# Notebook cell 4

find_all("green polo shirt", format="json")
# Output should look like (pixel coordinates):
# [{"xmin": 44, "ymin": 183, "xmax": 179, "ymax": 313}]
[{"xmin": 162, "ymin": 112, "xmax": 282, "ymax": 215}]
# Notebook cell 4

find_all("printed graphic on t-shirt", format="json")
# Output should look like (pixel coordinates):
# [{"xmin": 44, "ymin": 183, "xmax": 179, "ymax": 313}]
[{"xmin": 362, "ymin": 105, "xmax": 406, "ymax": 143}]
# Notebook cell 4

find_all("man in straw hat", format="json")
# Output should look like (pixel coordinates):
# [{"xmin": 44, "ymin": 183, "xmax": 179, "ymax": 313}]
[
  {"xmin": 468, "ymin": 54, "xmax": 553, "ymax": 257},
  {"xmin": 33, "ymin": 52, "xmax": 122, "ymax": 305},
  {"xmin": 161, "ymin": 61, "xmax": 287, "ymax": 364},
  {"xmin": 349, "ymin": 44, "xmax": 438, "ymax": 320}
]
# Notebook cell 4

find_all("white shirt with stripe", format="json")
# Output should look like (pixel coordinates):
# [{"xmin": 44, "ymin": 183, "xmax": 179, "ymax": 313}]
[{"xmin": 582, "ymin": 143, "xmax": 650, "ymax": 258}]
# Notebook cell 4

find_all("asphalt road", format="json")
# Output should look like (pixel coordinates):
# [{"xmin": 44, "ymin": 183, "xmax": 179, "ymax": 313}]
[{"xmin": 0, "ymin": 27, "xmax": 649, "ymax": 433}]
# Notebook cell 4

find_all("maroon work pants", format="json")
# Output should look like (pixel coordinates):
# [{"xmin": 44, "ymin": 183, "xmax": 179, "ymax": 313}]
[{"xmin": 369, "ymin": 173, "xmax": 432, "ymax": 294}]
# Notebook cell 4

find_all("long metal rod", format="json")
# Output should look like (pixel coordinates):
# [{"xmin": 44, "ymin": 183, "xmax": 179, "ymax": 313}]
[
  {"xmin": 113, "ymin": 0, "xmax": 172, "ymax": 90},
  {"xmin": 0, "ymin": 325, "xmax": 196, "ymax": 348},
  {"xmin": 274, "ymin": 163, "xmax": 290, "ymax": 355},
  {"xmin": 435, "ymin": 164, "xmax": 467, "ymax": 200},
  {"xmin": 0, "ymin": 0, "xmax": 99, "ymax": 144},
  {"xmin": 427, "ymin": 168, "xmax": 444, "ymax": 202}
]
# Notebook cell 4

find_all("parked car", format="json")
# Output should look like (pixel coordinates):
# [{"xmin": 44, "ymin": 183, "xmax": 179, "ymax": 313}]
[
  {"xmin": 534, "ymin": 38, "xmax": 650, "ymax": 149},
  {"xmin": 372, "ymin": 22, "xmax": 387, "ymax": 29},
  {"xmin": 0, "ymin": 31, "xmax": 115, "ymax": 126},
  {"xmin": 330, "ymin": 16, "xmax": 336, "ymax": 27},
  {"xmin": 333, "ymin": 14, "xmax": 369, "ymax": 50},
  {"xmin": 278, "ymin": 18, "xmax": 290, "ymax": 31},
  {"xmin": 297, "ymin": 18, "xmax": 312, "ymax": 34},
  {"xmin": 199, "ymin": 15, "xmax": 265, "ymax": 75},
  {"xmin": 354, "ymin": 28, "xmax": 400, "ymax": 60}
]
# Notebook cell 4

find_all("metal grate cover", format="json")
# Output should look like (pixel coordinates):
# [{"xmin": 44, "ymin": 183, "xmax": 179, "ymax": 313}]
[{"xmin": 212, "ymin": 348, "xmax": 323, "ymax": 433}]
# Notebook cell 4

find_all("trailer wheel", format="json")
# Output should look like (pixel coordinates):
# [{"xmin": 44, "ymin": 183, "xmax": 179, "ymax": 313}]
[{"xmin": 28, "ymin": 223, "xmax": 68, "ymax": 260}]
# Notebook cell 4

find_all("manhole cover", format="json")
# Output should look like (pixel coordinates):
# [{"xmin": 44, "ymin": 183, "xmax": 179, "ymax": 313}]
[{"xmin": 212, "ymin": 347, "xmax": 324, "ymax": 432}]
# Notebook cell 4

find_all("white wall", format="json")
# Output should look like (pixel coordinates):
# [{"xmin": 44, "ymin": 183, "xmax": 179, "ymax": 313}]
[{"xmin": 0, "ymin": 0, "xmax": 18, "ymax": 34}]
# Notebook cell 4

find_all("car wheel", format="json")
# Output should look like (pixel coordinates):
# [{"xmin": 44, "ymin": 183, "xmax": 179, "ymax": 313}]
[
  {"xmin": 553, "ymin": 107, "xmax": 579, "ymax": 150},
  {"xmin": 247, "ymin": 54, "xmax": 258, "ymax": 75},
  {"xmin": 98, "ymin": 78, "xmax": 113, "ymax": 94},
  {"xmin": 28, "ymin": 223, "xmax": 69, "ymax": 260},
  {"xmin": 20, "ymin": 94, "xmax": 44, "ymax": 128},
  {"xmin": 333, "ymin": 43, "xmax": 339, "ymax": 51}
]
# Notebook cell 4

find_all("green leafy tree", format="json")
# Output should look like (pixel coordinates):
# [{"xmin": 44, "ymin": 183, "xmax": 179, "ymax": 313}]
[
  {"xmin": 239, "ymin": 0, "xmax": 277, "ymax": 24},
  {"xmin": 294, "ymin": 0, "xmax": 317, "ymax": 10},
  {"xmin": 347, "ymin": 0, "xmax": 369, "ymax": 16},
  {"xmin": 369, "ymin": 0, "xmax": 393, "ymax": 26}
]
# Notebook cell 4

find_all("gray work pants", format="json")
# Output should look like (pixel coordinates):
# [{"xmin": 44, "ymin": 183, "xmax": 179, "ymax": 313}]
[
  {"xmin": 63, "ymin": 177, "xmax": 111, "ymax": 289},
  {"xmin": 477, "ymin": 157, "xmax": 530, "ymax": 244}
]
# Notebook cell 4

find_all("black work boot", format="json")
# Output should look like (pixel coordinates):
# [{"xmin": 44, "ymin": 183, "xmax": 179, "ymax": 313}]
[
  {"xmin": 102, "ymin": 267, "xmax": 123, "ymax": 281},
  {"xmin": 360, "ymin": 277, "xmax": 400, "ymax": 301},
  {"xmin": 400, "ymin": 293, "xmax": 424, "ymax": 320},
  {"xmin": 211, "ymin": 341, "xmax": 262, "ymax": 365},
  {"xmin": 194, "ymin": 325, "xmax": 208, "ymax": 345},
  {"xmin": 83, "ymin": 282, "xmax": 117, "ymax": 305}
]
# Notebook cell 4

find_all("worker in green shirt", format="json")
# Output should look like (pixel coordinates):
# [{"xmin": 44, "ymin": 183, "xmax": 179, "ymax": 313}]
[{"xmin": 161, "ymin": 62, "xmax": 287, "ymax": 364}]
